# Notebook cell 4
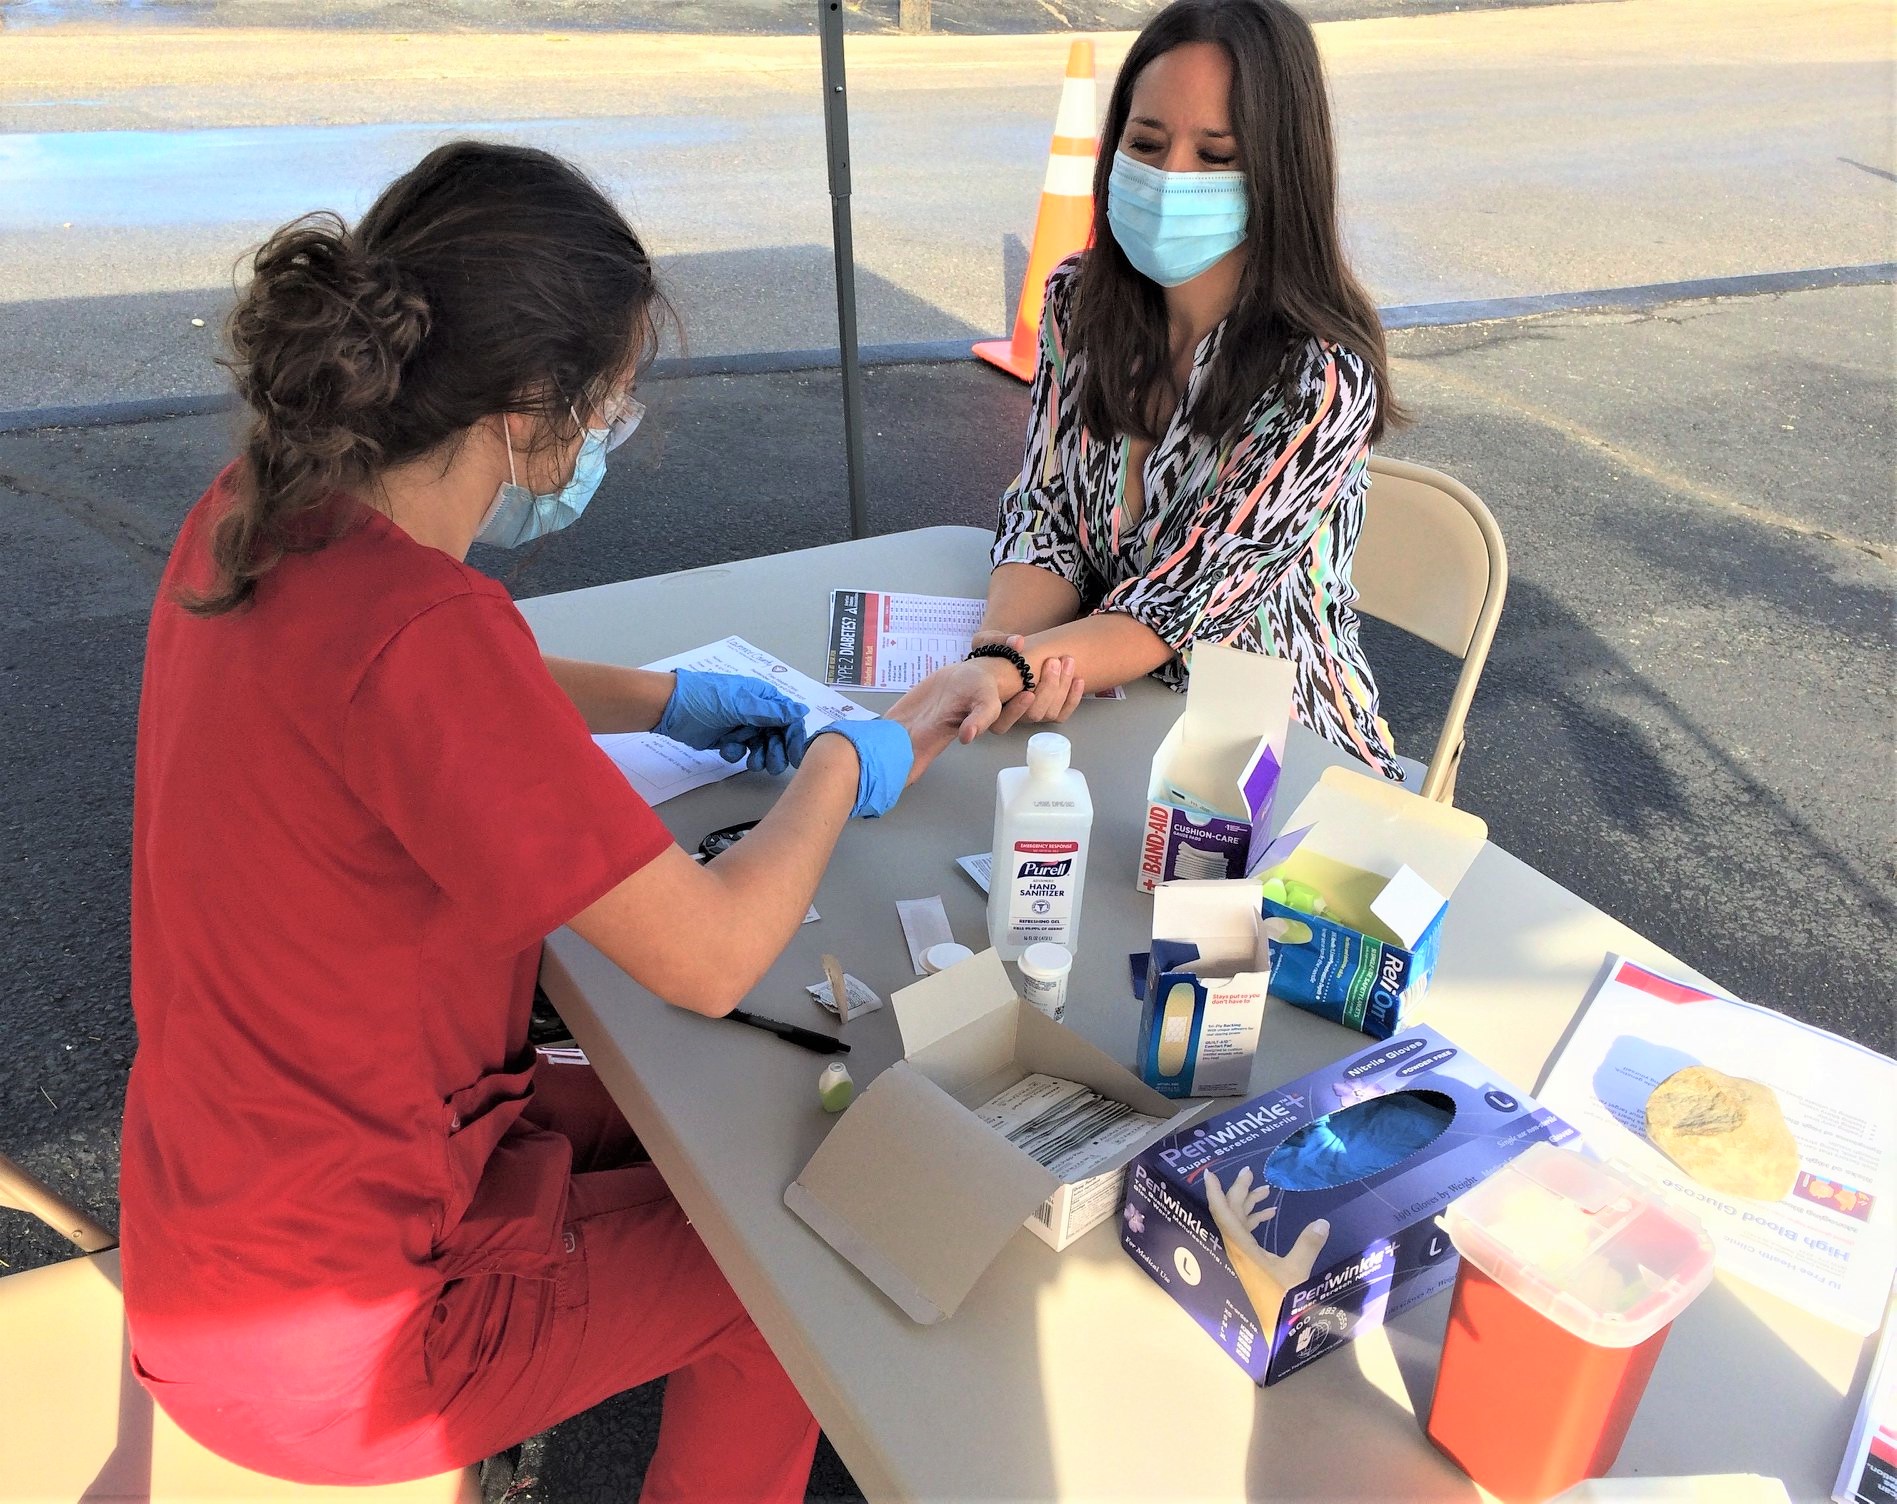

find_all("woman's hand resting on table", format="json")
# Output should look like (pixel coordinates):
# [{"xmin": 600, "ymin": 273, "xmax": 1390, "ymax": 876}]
[{"xmin": 968, "ymin": 629, "xmax": 1087, "ymax": 733}]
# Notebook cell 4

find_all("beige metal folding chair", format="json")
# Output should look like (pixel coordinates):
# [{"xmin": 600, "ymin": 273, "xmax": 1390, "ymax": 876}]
[
  {"xmin": 1353, "ymin": 456, "xmax": 1508, "ymax": 805},
  {"xmin": 0, "ymin": 1151, "xmax": 480, "ymax": 1504}
]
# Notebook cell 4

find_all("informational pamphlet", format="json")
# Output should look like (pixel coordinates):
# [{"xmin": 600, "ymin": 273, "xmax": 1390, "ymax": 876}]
[
  {"xmin": 1836, "ymin": 1287, "xmax": 1897, "ymax": 1503},
  {"xmin": 826, "ymin": 590, "xmax": 987, "ymax": 691},
  {"xmin": 1539, "ymin": 955, "xmax": 1897, "ymax": 1332},
  {"xmin": 824, "ymin": 588, "xmax": 1124, "ymax": 697},
  {"xmin": 596, "ymin": 636, "xmax": 871, "ymax": 807}
]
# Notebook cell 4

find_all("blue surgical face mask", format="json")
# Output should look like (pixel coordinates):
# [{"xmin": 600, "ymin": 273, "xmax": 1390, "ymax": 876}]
[
  {"xmin": 474, "ymin": 407, "xmax": 610, "ymax": 550},
  {"xmin": 1106, "ymin": 150, "xmax": 1250, "ymax": 288}
]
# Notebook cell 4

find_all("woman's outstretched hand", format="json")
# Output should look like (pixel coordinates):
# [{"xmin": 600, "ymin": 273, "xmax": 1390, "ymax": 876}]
[{"xmin": 885, "ymin": 658, "xmax": 1009, "ymax": 783}]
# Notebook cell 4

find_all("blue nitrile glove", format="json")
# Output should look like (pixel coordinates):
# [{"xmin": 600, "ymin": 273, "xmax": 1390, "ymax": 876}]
[
  {"xmin": 811, "ymin": 718, "xmax": 914, "ymax": 819},
  {"xmin": 656, "ymin": 670, "xmax": 810, "ymax": 775},
  {"xmin": 1266, "ymin": 1092, "xmax": 1453, "ymax": 1191}
]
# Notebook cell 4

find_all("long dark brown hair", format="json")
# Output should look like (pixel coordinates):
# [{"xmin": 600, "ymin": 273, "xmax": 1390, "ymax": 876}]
[
  {"xmin": 189, "ymin": 140, "xmax": 668, "ymax": 615},
  {"xmin": 1073, "ymin": 0, "xmax": 1399, "ymax": 446}
]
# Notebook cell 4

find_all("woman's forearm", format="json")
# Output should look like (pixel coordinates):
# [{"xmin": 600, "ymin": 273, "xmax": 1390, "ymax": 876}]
[
  {"xmin": 1019, "ymin": 612, "xmax": 1177, "ymax": 695},
  {"xmin": 543, "ymin": 656, "xmax": 675, "ymax": 734},
  {"xmin": 981, "ymin": 562, "xmax": 1084, "ymax": 638}
]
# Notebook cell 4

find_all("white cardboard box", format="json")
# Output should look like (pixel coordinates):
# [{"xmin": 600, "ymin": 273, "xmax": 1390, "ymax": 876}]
[
  {"xmin": 785, "ymin": 950, "xmax": 1199, "ymax": 1324},
  {"xmin": 1137, "ymin": 881, "xmax": 1273, "ymax": 1098},
  {"xmin": 1254, "ymin": 768, "xmax": 1488, "ymax": 1040},
  {"xmin": 1137, "ymin": 645, "xmax": 1295, "ymax": 892}
]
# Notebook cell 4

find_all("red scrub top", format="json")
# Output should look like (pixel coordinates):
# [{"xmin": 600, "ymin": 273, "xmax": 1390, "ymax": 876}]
[{"xmin": 120, "ymin": 466, "xmax": 673, "ymax": 1406}]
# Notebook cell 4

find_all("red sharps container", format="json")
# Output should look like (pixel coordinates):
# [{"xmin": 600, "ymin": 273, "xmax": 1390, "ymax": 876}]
[{"xmin": 1427, "ymin": 1144, "xmax": 1716, "ymax": 1502}]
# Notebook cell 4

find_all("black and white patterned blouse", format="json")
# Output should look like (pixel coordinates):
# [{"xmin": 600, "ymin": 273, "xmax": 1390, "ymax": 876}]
[{"xmin": 991, "ymin": 255, "xmax": 1398, "ymax": 778}]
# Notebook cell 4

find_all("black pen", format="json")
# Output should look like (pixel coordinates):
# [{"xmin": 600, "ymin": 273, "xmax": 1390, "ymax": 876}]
[{"xmin": 723, "ymin": 1008, "xmax": 851, "ymax": 1055}]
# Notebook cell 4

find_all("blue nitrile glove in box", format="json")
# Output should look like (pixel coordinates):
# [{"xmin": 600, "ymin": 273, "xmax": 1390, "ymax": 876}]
[
  {"xmin": 657, "ymin": 669, "xmax": 810, "ymax": 774},
  {"xmin": 1266, "ymin": 1091, "xmax": 1455, "ymax": 1190}
]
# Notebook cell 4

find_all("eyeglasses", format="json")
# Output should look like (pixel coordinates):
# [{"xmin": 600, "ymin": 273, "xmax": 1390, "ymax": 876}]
[{"xmin": 596, "ymin": 388, "xmax": 645, "ymax": 453}]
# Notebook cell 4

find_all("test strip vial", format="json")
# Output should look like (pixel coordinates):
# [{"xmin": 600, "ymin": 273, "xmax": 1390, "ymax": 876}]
[{"xmin": 1016, "ymin": 942, "xmax": 1074, "ymax": 1023}]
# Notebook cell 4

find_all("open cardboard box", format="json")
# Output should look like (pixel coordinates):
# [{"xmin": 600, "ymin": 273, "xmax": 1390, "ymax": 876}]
[
  {"xmin": 1136, "ymin": 645, "xmax": 1294, "ymax": 892},
  {"xmin": 1137, "ymin": 881, "xmax": 1273, "ymax": 1099},
  {"xmin": 1254, "ymin": 768, "xmax": 1487, "ymax": 1040},
  {"xmin": 786, "ymin": 950, "xmax": 1199, "ymax": 1324}
]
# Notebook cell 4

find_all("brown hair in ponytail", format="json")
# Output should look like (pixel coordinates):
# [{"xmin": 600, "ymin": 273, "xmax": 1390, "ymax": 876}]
[{"xmin": 189, "ymin": 140, "xmax": 668, "ymax": 615}]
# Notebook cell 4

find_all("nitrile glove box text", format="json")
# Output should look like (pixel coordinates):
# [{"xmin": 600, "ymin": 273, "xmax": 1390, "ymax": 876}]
[
  {"xmin": 1119, "ymin": 1026, "xmax": 1574, "ymax": 1384},
  {"xmin": 1137, "ymin": 645, "xmax": 1293, "ymax": 892},
  {"xmin": 1254, "ymin": 769, "xmax": 1487, "ymax": 1041}
]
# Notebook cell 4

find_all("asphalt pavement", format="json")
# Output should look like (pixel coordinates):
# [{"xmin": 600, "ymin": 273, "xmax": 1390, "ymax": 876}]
[
  {"xmin": 1, "ymin": 279, "xmax": 1891, "ymax": 1501},
  {"xmin": 2, "ymin": 0, "xmax": 1889, "ymax": 412}
]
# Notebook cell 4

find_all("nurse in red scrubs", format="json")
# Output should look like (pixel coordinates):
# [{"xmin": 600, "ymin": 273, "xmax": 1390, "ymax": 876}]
[{"xmin": 118, "ymin": 141, "xmax": 1004, "ymax": 1500}]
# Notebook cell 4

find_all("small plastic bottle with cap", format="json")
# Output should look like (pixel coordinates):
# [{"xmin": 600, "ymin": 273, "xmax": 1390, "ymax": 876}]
[
  {"xmin": 987, "ymin": 732, "xmax": 1093, "ymax": 962},
  {"xmin": 1016, "ymin": 942, "xmax": 1073, "ymax": 1023},
  {"xmin": 817, "ymin": 1061, "xmax": 854, "ymax": 1113}
]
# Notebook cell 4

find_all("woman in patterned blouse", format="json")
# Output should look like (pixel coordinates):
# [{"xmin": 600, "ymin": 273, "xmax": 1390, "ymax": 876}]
[{"xmin": 972, "ymin": 0, "xmax": 1404, "ymax": 778}]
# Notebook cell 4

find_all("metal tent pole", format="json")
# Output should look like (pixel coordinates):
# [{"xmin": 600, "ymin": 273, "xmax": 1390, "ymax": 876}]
[{"xmin": 818, "ymin": 0, "xmax": 871, "ymax": 540}]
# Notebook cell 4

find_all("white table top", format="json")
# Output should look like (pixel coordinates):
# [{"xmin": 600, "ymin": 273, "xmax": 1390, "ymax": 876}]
[{"xmin": 522, "ymin": 527, "xmax": 1864, "ymax": 1503}]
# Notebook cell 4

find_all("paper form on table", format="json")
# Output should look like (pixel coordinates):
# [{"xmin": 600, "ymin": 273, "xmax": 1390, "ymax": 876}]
[
  {"xmin": 824, "ymin": 588, "xmax": 1123, "ymax": 697},
  {"xmin": 1539, "ymin": 954, "xmax": 1897, "ymax": 1333},
  {"xmin": 1834, "ymin": 1285, "xmax": 1897, "ymax": 1502},
  {"xmin": 594, "ymin": 636, "xmax": 871, "ymax": 807}
]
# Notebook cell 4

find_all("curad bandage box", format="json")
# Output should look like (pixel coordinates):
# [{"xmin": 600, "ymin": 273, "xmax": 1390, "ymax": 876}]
[
  {"xmin": 1252, "ymin": 768, "xmax": 1487, "ymax": 1040},
  {"xmin": 1137, "ymin": 881, "xmax": 1272, "ymax": 1099},
  {"xmin": 1120, "ymin": 1026, "xmax": 1574, "ymax": 1384},
  {"xmin": 786, "ymin": 950, "xmax": 1197, "ymax": 1323},
  {"xmin": 1136, "ymin": 645, "xmax": 1294, "ymax": 892}
]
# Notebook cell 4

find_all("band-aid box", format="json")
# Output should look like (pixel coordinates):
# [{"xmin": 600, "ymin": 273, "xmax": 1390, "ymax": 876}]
[
  {"xmin": 1119, "ymin": 1026, "xmax": 1574, "ymax": 1384},
  {"xmin": 1136, "ymin": 881, "xmax": 1272, "ymax": 1099},
  {"xmin": 1136, "ymin": 645, "xmax": 1294, "ymax": 892}
]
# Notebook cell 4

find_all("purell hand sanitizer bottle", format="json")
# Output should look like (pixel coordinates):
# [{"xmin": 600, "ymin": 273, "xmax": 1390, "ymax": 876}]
[{"xmin": 988, "ymin": 732, "xmax": 1093, "ymax": 962}]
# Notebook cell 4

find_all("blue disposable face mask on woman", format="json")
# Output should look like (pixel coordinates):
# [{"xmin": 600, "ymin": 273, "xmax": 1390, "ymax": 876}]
[
  {"xmin": 1106, "ymin": 150, "xmax": 1250, "ymax": 288},
  {"xmin": 474, "ymin": 409, "xmax": 610, "ymax": 550}
]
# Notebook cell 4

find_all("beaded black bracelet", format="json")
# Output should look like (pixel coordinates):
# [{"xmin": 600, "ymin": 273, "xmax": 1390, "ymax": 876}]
[{"xmin": 966, "ymin": 642, "xmax": 1036, "ymax": 695}]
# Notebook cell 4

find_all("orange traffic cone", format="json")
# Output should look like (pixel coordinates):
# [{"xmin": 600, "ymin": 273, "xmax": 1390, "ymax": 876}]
[{"xmin": 974, "ymin": 39, "xmax": 1098, "ymax": 381}]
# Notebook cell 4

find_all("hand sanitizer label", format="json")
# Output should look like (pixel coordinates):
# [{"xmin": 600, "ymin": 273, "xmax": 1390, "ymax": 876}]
[{"xmin": 1007, "ymin": 840, "xmax": 1080, "ymax": 945}]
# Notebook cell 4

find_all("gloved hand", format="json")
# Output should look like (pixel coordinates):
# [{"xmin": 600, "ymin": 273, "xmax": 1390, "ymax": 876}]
[
  {"xmin": 1203, "ymin": 1165, "xmax": 1332, "ymax": 1324},
  {"xmin": 811, "ymin": 718, "xmax": 914, "ymax": 819},
  {"xmin": 655, "ymin": 670, "xmax": 810, "ymax": 775}
]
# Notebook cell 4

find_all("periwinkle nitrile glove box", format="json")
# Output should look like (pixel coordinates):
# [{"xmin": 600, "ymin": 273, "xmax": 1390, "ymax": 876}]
[
  {"xmin": 1252, "ymin": 768, "xmax": 1488, "ymax": 1041},
  {"xmin": 1136, "ymin": 645, "xmax": 1295, "ymax": 892},
  {"xmin": 1119, "ymin": 1025, "xmax": 1574, "ymax": 1385}
]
